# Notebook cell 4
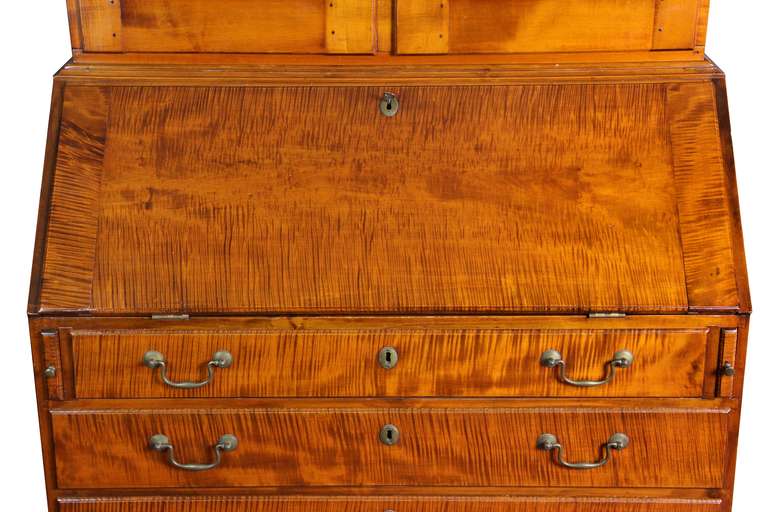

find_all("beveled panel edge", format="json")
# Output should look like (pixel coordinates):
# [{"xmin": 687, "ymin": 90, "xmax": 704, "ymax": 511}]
[
  {"xmin": 666, "ymin": 80, "xmax": 743, "ymax": 313},
  {"xmin": 712, "ymin": 76, "xmax": 752, "ymax": 314},
  {"xmin": 28, "ymin": 82, "xmax": 66, "ymax": 316},
  {"xmin": 36, "ymin": 85, "xmax": 110, "ymax": 314}
]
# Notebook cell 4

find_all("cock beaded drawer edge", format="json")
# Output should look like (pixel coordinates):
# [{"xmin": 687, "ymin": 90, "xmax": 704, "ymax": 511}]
[{"xmin": 28, "ymin": 1, "xmax": 750, "ymax": 512}]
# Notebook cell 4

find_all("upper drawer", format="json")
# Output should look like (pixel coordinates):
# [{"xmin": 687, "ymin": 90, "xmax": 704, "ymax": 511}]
[
  {"xmin": 69, "ymin": 327, "xmax": 709, "ymax": 399},
  {"xmin": 31, "ymin": 80, "xmax": 746, "ymax": 316},
  {"xmin": 395, "ymin": 0, "xmax": 708, "ymax": 54},
  {"xmin": 73, "ymin": 0, "xmax": 375, "ymax": 54}
]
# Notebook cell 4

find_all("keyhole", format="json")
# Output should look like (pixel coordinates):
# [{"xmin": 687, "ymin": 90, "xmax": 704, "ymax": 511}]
[
  {"xmin": 378, "ymin": 346, "xmax": 399, "ymax": 369},
  {"xmin": 379, "ymin": 424, "xmax": 400, "ymax": 445},
  {"xmin": 379, "ymin": 93, "xmax": 399, "ymax": 117}
]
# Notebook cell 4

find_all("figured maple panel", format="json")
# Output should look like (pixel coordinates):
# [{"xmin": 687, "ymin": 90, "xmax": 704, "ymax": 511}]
[
  {"xmin": 396, "ymin": 0, "xmax": 703, "ymax": 54},
  {"xmin": 94, "ymin": 84, "xmax": 685, "ymax": 314},
  {"xmin": 71, "ymin": 328, "xmax": 709, "ymax": 398},
  {"xmin": 59, "ymin": 496, "xmax": 723, "ymax": 512},
  {"xmin": 77, "ymin": 0, "xmax": 375, "ymax": 54},
  {"xmin": 51, "ymin": 405, "xmax": 728, "ymax": 488},
  {"xmin": 37, "ymin": 80, "xmax": 743, "ymax": 314},
  {"xmin": 38, "ymin": 86, "xmax": 109, "ymax": 311},
  {"xmin": 667, "ymin": 82, "xmax": 741, "ymax": 310}
]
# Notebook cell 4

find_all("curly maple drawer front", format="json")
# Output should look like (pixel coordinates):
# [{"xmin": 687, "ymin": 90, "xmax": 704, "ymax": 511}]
[
  {"xmin": 58, "ymin": 496, "xmax": 723, "ymax": 512},
  {"xmin": 51, "ymin": 405, "xmax": 728, "ymax": 489},
  {"xmin": 70, "ymin": 328, "xmax": 709, "ymax": 398}
]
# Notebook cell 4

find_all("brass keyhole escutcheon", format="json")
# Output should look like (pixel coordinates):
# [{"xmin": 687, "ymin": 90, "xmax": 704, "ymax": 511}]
[
  {"xmin": 380, "ymin": 424, "xmax": 400, "ymax": 446},
  {"xmin": 379, "ymin": 92, "xmax": 400, "ymax": 117},
  {"xmin": 378, "ymin": 346, "xmax": 399, "ymax": 369}
]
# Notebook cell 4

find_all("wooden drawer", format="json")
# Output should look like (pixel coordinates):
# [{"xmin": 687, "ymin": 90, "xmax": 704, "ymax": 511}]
[
  {"xmin": 58, "ymin": 496, "xmax": 723, "ymax": 512},
  {"xmin": 396, "ymin": 0, "xmax": 707, "ymax": 54},
  {"xmin": 75, "ymin": 0, "xmax": 375, "ymax": 54},
  {"xmin": 70, "ymin": 328, "xmax": 710, "ymax": 398},
  {"xmin": 51, "ymin": 403, "xmax": 728, "ymax": 489}
]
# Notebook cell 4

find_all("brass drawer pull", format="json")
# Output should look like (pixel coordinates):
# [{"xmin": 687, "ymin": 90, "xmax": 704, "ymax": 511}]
[
  {"xmin": 149, "ymin": 434, "xmax": 238, "ymax": 472},
  {"xmin": 143, "ymin": 350, "xmax": 233, "ymax": 389},
  {"xmin": 536, "ymin": 432, "xmax": 629, "ymax": 470},
  {"xmin": 540, "ymin": 349, "xmax": 634, "ymax": 387}
]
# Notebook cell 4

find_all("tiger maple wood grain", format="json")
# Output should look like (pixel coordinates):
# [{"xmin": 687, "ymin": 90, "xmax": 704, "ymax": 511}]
[
  {"xmin": 326, "ymin": 0, "xmax": 376, "ymax": 54},
  {"xmin": 396, "ymin": 0, "xmax": 696, "ymax": 54},
  {"xmin": 82, "ymin": 0, "xmax": 376, "ymax": 54},
  {"xmin": 40, "ymin": 83, "xmax": 704, "ymax": 314},
  {"xmin": 652, "ymin": 0, "xmax": 701, "ymax": 50},
  {"xmin": 42, "ymin": 330, "xmax": 65, "ymax": 400},
  {"xmin": 58, "ymin": 496, "xmax": 723, "ymax": 512},
  {"xmin": 51, "ymin": 406, "xmax": 728, "ymax": 489},
  {"xmin": 78, "ymin": 0, "xmax": 122, "ymax": 52},
  {"xmin": 667, "ymin": 83, "xmax": 740, "ymax": 310},
  {"xmin": 71, "ymin": 328, "xmax": 708, "ymax": 398},
  {"xmin": 69, "ymin": 0, "xmax": 710, "ymax": 57},
  {"xmin": 39, "ymin": 86, "xmax": 109, "ymax": 311}
]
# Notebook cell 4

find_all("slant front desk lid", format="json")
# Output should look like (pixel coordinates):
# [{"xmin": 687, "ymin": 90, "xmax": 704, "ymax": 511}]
[{"xmin": 30, "ymin": 74, "xmax": 747, "ymax": 316}]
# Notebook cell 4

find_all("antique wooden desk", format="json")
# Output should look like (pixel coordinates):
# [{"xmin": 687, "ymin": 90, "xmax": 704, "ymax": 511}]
[{"xmin": 29, "ymin": 1, "xmax": 750, "ymax": 511}]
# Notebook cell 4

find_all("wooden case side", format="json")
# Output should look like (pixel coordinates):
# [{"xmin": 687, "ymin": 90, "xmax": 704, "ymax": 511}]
[
  {"xmin": 712, "ymin": 76, "xmax": 751, "ymax": 313},
  {"xmin": 65, "ymin": 0, "xmax": 83, "ymax": 50},
  {"xmin": 666, "ymin": 80, "xmax": 743, "ymax": 312},
  {"xmin": 695, "ymin": 0, "xmax": 711, "ymax": 49},
  {"xmin": 28, "ymin": 80, "xmax": 66, "ymax": 315},
  {"xmin": 36, "ymin": 86, "xmax": 110, "ymax": 314}
]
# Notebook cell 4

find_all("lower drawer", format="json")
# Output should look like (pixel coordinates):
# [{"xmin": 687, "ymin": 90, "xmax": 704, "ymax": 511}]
[
  {"xmin": 51, "ymin": 404, "xmax": 728, "ymax": 489},
  {"xmin": 58, "ymin": 496, "xmax": 723, "ymax": 512}
]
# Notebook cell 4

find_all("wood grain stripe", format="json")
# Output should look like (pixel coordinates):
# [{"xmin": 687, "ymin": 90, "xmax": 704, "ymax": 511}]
[
  {"xmin": 41, "ymin": 330, "xmax": 64, "ymax": 400},
  {"xmin": 89, "ymin": 84, "xmax": 686, "ymax": 314},
  {"xmin": 51, "ymin": 406, "xmax": 728, "ymax": 489},
  {"xmin": 39, "ymin": 86, "xmax": 110, "ymax": 312},
  {"xmin": 325, "ymin": 0, "xmax": 376, "ymax": 54},
  {"xmin": 70, "ymin": 328, "xmax": 709, "ymax": 399},
  {"xmin": 79, "ymin": 0, "xmax": 123, "ymax": 52},
  {"xmin": 666, "ymin": 82, "xmax": 740, "ymax": 311},
  {"xmin": 59, "ymin": 496, "xmax": 723, "ymax": 512},
  {"xmin": 652, "ymin": 0, "xmax": 700, "ymax": 50}
]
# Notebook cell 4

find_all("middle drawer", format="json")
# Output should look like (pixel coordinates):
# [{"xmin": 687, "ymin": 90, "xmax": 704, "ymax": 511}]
[
  {"xmin": 70, "ymin": 327, "xmax": 709, "ymax": 398},
  {"xmin": 51, "ymin": 403, "xmax": 728, "ymax": 489}
]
